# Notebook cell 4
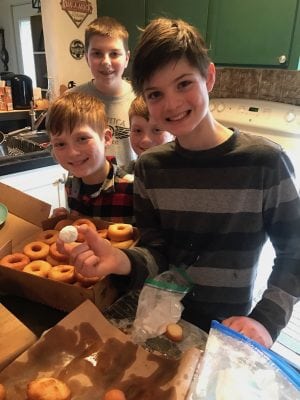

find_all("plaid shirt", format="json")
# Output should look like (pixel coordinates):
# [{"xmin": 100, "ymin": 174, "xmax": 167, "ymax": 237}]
[{"xmin": 65, "ymin": 157, "xmax": 134, "ymax": 224}]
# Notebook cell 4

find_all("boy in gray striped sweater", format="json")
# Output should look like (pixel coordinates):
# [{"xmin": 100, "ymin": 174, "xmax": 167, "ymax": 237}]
[{"xmin": 59, "ymin": 18, "xmax": 300, "ymax": 348}]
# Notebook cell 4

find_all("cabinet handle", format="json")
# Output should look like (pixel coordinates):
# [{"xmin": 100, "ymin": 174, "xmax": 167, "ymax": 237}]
[{"xmin": 278, "ymin": 55, "xmax": 287, "ymax": 64}]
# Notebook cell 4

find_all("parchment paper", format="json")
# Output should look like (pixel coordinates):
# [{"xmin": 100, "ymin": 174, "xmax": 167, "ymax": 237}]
[{"xmin": 0, "ymin": 300, "xmax": 201, "ymax": 399}]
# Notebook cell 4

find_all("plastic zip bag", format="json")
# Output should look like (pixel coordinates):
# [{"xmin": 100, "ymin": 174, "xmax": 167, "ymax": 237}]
[
  {"xmin": 131, "ymin": 269, "xmax": 192, "ymax": 343},
  {"xmin": 189, "ymin": 321, "xmax": 300, "ymax": 400}
]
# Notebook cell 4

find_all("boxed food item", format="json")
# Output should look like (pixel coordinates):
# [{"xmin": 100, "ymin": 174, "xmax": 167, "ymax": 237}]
[
  {"xmin": 0, "ymin": 182, "xmax": 127, "ymax": 312},
  {"xmin": 0, "ymin": 300, "xmax": 202, "ymax": 399},
  {"xmin": 0, "ymin": 86, "xmax": 13, "ymax": 111}
]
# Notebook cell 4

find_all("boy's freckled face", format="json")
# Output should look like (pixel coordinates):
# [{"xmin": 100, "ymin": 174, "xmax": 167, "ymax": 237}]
[
  {"xmin": 130, "ymin": 115, "xmax": 173, "ymax": 156},
  {"xmin": 50, "ymin": 125, "xmax": 110, "ymax": 179},
  {"xmin": 86, "ymin": 35, "xmax": 129, "ymax": 89},
  {"xmin": 143, "ymin": 58, "xmax": 214, "ymax": 141}
]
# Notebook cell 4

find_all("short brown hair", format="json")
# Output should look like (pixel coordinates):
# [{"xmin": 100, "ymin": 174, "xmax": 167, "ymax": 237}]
[
  {"xmin": 128, "ymin": 96, "xmax": 149, "ymax": 123},
  {"xmin": 131, "ymin": 18, "xmax": 210, "ymax": 95},
  {"xmin": 46, "ymin": 92, "xmax": 108, "ymax": 136},
  {"xmin": 85, "ymin": 16, "xmax": 129, "ymax": 52}
]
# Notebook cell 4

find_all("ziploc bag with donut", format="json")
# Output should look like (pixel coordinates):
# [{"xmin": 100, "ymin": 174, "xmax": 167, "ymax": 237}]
[
  {"xmin": 189, "ymin": 321, "xmax": 300, "ymax": 400},
  {"xmin": 131, "ymin": 269, "xmax": 192, "ymax": 343}
]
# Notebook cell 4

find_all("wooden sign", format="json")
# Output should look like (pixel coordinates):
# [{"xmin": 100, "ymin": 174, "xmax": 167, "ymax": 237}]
[{"xmin": 60, "ymin": 0, "xmax": 93, "ymax": 28}]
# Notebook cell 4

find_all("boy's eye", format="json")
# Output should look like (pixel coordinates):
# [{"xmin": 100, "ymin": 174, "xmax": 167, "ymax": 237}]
[
  {"xmin": 153, "ymin": 128, "xmax": 162, "ymax": 135},
  {"xmin": 77, "ymin": 136, "xmax": 89, "ymax": 142},
  {"xmin": 110, "ymin": 51, "xmax": 122, "ymax": 58},
  {"xmin": 52, "ymin": 142, "xmax": 65, "ymax": 148},
  {"xmin": 178, "ymin": 80, "xmax": 192, "ymax": 89},
  {"xmin": 146, "ymin": 91, "xmax": 161, "ymax": 101},
  {"xmin": 131, "ymin": 128, "xmax": 142, "ymax": 134}
]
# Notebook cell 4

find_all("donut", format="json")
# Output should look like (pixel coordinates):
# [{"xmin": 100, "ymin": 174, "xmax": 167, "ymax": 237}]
[
  {"xmin": 74, "ymin": 270, "xmax": 100, "ymax": 287},
  {"xmin": 27, "ymin": 377, "xmax": 71, "ymax": 400},
  {"xmin": 54, "ymin": 218, "xmax": 74, "ymax": 231},
  {"xmin": 97, "ymin": 228, "xmax": 108, "ymax": 239},
  {"xmin": 107, "ymin": 223, "xmax": 133, "ymax": 242},
  {"xmin": 0, "ymin": 383, "xmax": 6, "ymax": 400},
  {"xmin": 49, "ymin": 242, "xmax": 69, "ymax": 262},
  {"xmin": 165, "ymin": 323, "xmax": 183, "ymax": 342},
  {"xmin": 104, "ymin": 389, "xmax": 126, "ymax": 400},
  {"xmin": 48, "ymin": 265, "xmax": 75, "ymax": 284},
  {"xmin": 36, "ymin": 229, "xmax": 59, "ymax": 245},
  {"xmin": 110, "ymin": 239, "xmax": 134, "ymax": 249},
  {"xmin": 72, "ymin": 218, "xmax": 97, "ymax": 242},
  {"xmin": 0, "ymin": 252, "xmax": 30, "ymax": 271},
  {"xmin": 23, "ymin": 260, "xmax": 52, "ymax": 278},
  {"xmin": 23, "ymin": 241, "xmax": 49, "ymax": 261}
]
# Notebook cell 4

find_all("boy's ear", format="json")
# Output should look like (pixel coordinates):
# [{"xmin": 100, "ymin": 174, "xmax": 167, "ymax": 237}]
[
  {"xmin": 124, "ymin": 50, "xmax": 130, "ymax": 69},
  {"xmin": 206, "ymin": 63, "xmax": 216, "ymax": 93},
  {"xmin": 104, "ymin": 128, "xmax": 113, "ymax": 147}
]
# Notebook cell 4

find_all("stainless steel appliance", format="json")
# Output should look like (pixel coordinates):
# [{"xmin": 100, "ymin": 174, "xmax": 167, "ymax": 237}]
[{"xmin": 210, "ymin": 98, "xmax": 300, "ymax": 369}]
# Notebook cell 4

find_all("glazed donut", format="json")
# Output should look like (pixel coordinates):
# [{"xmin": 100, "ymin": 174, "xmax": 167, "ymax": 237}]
[
  {"xmin": 36, "ymin": 229, "xmax": 58, "ymax": 245},
  {"xmin": 27, "ymin": 377, "xmax": 71, "ymax": 400},
  {"xmin": 48, "ymin": 265, "xmax": 75, "ymax": 284},
  {"xmin": 107, "ymin": 223, "xmax": 133, "ymax": 242},
  {"xmin": 74, "ymin": 270, "xmax": 100, "ymax": 288},
  {"xmin": 110, "ymin": 239, "xmax": 134, "ymax": 249},
  {"xmin": 72, "ymin": 218, "xmax": 97, "ymax": 242},
  {"xmin": 49, "ymin": 242, "xmax": 69, "ymax": 262},
  {"xmin": 23, "ymin": 241, "xmax": 50, "ymax": 261},
  {"xmin": 72, "ymin": 218, "xmax": 96, "ymax": 230},
  {"xmin": 0, "ymin": 252, "xmax": 30, "ymax": 271},
  {"xmin": 54, "ymin": 218, "xmax": 74, "ymax": 231},
  {"xmin": 23, "ymin": 260, "xmax": 52, "ymax": 278},
  {"xmin": 0, "ymin": 383, "xmax": 6, "ymax": 400},
  {"xmin": 97, "ymin": 228, "xmax": 108, "ymax": 239}
]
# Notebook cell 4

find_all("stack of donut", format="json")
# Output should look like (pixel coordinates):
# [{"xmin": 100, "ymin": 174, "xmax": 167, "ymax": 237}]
[{"xmin": 0, "ymin": 218, "xmax": 136, "ymax": 288}]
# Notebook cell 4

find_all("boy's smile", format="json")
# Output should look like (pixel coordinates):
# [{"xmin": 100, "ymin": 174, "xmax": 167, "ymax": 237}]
[{"xmin": 143, "ymin": 58, "xmax": 219, "ymax": 150}]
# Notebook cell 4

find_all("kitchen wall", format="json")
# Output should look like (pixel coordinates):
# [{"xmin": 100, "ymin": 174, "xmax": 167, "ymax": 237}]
[
  {"xmin": 41, "ymin": 0, "xmax": 97, "ymax": 99},
  {"xmin": 211, "ymin": 67, "xmax": 300, "ymax": 106}
]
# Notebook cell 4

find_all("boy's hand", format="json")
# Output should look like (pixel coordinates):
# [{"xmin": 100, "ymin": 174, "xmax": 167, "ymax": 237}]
[
  {"xmin": 56, "ymin": 225, "xmax": 131, "ymax": 279},
  {"xmin": 222, "ymin": 316, "xmax": 273, "ymax": 348}
]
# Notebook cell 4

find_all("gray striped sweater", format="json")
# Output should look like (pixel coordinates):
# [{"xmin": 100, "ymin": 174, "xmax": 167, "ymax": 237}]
[{"xmin": 120, "ymin": 130, "xmax": 300, "ymax": 340}]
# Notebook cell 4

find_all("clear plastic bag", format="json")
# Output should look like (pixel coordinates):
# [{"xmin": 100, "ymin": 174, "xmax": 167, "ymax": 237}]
[
  {"xmin": 131, "ymin": 270, "xmax": 192, "ymax": 343},
  {"xmin": 189, "ymin": 321, "xmax": 300, "ymax": 400}
]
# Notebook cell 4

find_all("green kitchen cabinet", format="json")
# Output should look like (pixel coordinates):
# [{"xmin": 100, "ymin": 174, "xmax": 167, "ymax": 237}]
[
  {"xmin": 97, "ymin": 0, "xmax": 146, "ymax": 56},
  {"xmin": 206, "ymin": 0, "xmax": 299, "ymax": 69},
  {"xmin": 146, "ymin": 0, "xmax": 209, "ymax": 39},
  {"xmin": 98, "ymin": 0, "xmax": 209, "ymax": 50}
]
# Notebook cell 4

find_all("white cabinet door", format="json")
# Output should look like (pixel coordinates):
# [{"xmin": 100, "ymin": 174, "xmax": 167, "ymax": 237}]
[{"xmin": 0, "ymin": 165, "xmax": 68, "ymax": 212}]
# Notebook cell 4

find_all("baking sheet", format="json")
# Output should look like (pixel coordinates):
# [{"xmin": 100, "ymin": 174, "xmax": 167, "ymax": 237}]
[{"xmin": 0, "ymin": 300, "xmax": 202, "ymax": 399}]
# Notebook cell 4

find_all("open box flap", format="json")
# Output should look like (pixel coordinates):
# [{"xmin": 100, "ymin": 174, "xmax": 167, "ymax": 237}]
[{"xmin": 0, "ymin": 182, "xmax": 50, "ymax": 227}]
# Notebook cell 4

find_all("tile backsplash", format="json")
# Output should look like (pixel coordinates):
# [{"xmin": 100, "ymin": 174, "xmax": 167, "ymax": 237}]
[{"xmin": 210, "ymin": 68, "xmax": 300, "ymax": 106}]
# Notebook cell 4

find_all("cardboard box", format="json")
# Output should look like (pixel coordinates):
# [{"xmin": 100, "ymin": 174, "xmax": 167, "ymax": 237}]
[
  {"xmin": 0, "ymin": 182, "xmax": 121, "ymax": 312},
  {"xmin": 0, "ymin": 86, "xmax": 13, "ymax": 111}
]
